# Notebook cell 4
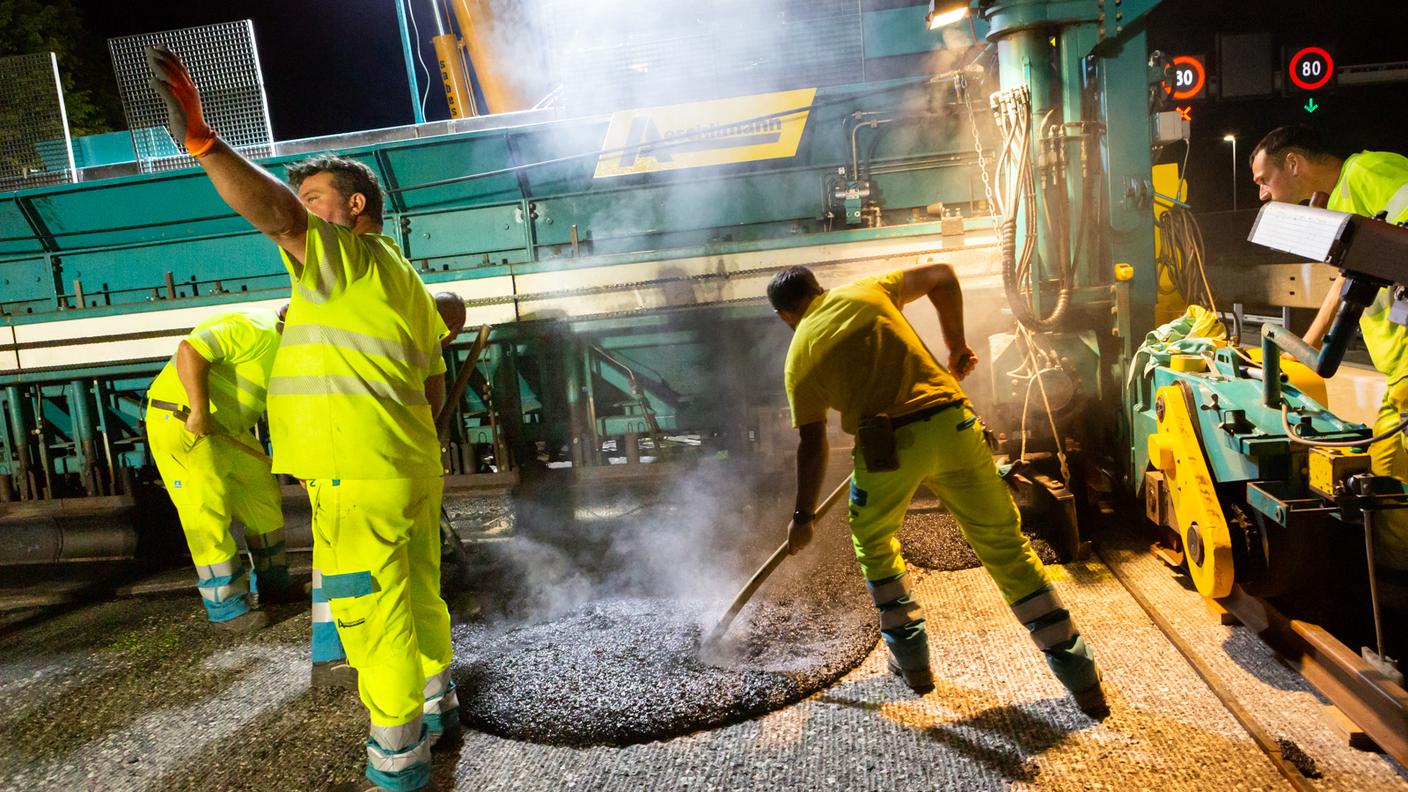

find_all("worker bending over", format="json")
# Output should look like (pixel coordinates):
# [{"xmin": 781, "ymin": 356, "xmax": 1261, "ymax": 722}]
[
  {"xmin": 769, "ymin": 264, "xmax": 1106, "ymax": 717},
  {"xmin": 146, "ymin": 308, "xmax": 292, "ymax": 632},
  {"xmin": 148, "ymin": 46, "xmax": 466, "ymax": 792},
  {"xmin": 1251, "ymin": 124, "xmax": 1408, "ymax": 571}
]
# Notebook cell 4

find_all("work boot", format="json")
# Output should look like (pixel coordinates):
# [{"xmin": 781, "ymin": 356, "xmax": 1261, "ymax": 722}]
[
  {"xmin": 211, "ymin": 608, "xmax": 269, "ymax": 634},
  {"xmin": 886, "ymin": 656, "xmax": 935, "ymax": 694},
  {"xmin": 312, "ymin": 660, "xmax": 359, "ymax": 691},
  {"xmin": 1071, "ymin": 671, "xmax": 1109, "ymax": 719},
  {"xmin": 428, "ymin": 716, "xmax": 462, "ymax": 751}
]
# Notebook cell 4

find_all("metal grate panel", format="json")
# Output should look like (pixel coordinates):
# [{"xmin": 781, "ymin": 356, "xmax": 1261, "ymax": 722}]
[
  {"xmin": 0, "ymin": 52, "xmax": 76, "ymax": 192},
  {"xmin": 544, "ymin": 0, "xmax": 864, "ymax": 112},
  {"xmin": 108, "ymin": 20, "xmax": 273, "ymax": 173}
]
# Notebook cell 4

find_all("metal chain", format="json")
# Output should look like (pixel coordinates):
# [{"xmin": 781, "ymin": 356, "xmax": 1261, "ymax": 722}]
[{"xmin": 960, "ymin": 75, "xmax": 1002, "ymax": 228}]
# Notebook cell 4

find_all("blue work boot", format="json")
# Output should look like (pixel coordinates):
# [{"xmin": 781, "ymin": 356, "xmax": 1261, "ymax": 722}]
[{"xmin": 869, "ymin": 572, "xmax": 934, "ymax": 693}]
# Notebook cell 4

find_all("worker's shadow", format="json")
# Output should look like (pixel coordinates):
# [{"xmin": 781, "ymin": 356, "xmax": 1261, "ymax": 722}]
[{"xmin": 818, "ymin": 678, "xmax": 1082, "ymax": 783}]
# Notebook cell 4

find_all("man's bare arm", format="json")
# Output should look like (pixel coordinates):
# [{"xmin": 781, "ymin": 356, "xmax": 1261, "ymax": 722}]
[
  {"xmin": 425, "ymin": 372, "xmax": 446, "ymax": 422},
  {"xmin": 787, "ymin": 420, "xmax": 829, "ymax": 554},
  {"xmin": 1303, "ymin": 274, "xmax": 1345, "ymax": 349},
  {"xmin": 900, "ymin": 263, "xmax": 977, "ymax": 379},
  {"xmin": 194, "ymin": 142, "xmax": 308, "ymax": 265},
  {"xmin": 175, "ymin": 341, "xmax": 215, "ymax": 436},
  {"xmin": 145, "ymin": 47, "xmax": 307, "ymax": 266}
]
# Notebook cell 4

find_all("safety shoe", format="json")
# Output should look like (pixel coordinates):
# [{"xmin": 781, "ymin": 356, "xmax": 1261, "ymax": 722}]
[
  {"xmin": 211, "ymin": 608, "xmax": 269, "ymax": 634},
  {"xmin": 428, "ymin": 710, "xmax": 463, "ymax": 751},
  {"xmin": 311, "ymin": 660, "xmax": 359, "ymax": 691},
  {"xmin": 1072, "ymin": 673, "xmax": 1109, "ymax": 719},
  {"xmin": 886, "ymin": 657, "xmax": 936, "ymax": 694}
]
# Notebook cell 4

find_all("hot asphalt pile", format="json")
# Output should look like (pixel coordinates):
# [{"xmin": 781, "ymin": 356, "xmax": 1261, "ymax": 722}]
[{"xmin": 450, "ymin": 489, "xmax": 877, "ymax": 746}]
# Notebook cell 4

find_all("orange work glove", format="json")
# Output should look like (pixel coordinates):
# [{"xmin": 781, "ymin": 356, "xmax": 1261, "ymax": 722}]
[{"xmin": 144, "ymin": 45, "xmax": 216, "ymax": 157}]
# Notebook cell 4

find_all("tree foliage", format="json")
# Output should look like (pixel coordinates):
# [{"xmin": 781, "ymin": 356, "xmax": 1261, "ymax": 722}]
[{"xmin": 0, "ymin": 0, "xmax": 122, "ymax": 136}]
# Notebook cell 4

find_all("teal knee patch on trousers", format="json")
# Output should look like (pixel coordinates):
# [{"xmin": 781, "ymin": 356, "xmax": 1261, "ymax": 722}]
[{"xmin": 322, "ymin": 570, "xmax": 378, "ymax": 599}]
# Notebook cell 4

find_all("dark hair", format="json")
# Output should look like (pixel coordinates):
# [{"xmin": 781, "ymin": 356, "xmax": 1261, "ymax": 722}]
[
  {"xmin": 1249, "ymin": 125, "xmax": 1337, "ymax": 168},
  {"xmin": 286, "ymin": 154, "xmax": 386, "ymax": 221},
  {"xmin": 767, "ymin": 266, "xmax": 824, "ymax": 313}
]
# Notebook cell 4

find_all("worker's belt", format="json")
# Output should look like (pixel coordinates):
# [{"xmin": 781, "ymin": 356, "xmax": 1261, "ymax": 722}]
[
  {"xmin": 889, "ymin": 401, "xmax": 962, "ymax": 429},
  {"xmin": 856, "ymin": 402, "xmax": 960, "ymax": 472},
  {"xmin": 148, "ymin": 398, "xmax": 190, "ymax": 419}
]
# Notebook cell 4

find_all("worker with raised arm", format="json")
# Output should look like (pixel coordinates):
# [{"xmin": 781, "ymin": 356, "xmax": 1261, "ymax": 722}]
[
  {"xmin": 1251, "ymin": 124, "xmax": 1408, "ymax": 570},
  {"xmin": 148, "ymin": 46, "xmax": 466, "ymax": 792},
  {"xmin": 146, "ymin": 306, "xmax": 293, "ymax": 632},
  {"xmin": 769, "ymin": 264, "xmax": 1106, "ymax": 717}
]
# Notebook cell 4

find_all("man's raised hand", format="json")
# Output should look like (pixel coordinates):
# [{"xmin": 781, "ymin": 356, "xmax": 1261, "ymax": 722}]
[{"xmin": 144, "ymin": 46, "xmax": 216, "ymax": 157}]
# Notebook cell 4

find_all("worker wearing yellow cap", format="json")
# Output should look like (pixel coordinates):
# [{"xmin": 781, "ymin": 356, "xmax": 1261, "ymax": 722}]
[
  {"xmin": 148, "ymin": 46, "xmax": 467, "ymax": 791},
  {"xmin": 769, "ymin": 264, "xmax": 1106, "ymax": 718},
  {"xmin": 146, "ymin": 307, "xmax": 291, "ymax": 632},
  {"xmin": 1251, "ymin": 125, "xmax": 1408, "ymax": 571}
]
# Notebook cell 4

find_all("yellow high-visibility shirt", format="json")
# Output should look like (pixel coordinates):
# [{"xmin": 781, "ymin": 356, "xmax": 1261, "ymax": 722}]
[
  {"xmin": 147, "ymin": 309, "xmax": 280, "ymax": 435},
  {"xmin": 1328, "ymin": 151, "xmax": 1408, "ymax": 384},
  {"xmin": 784, "ymin": 269, "xmax": 965, "ymax": 434},
  {"xmin": 266, "ymin": 213, "xmax": 448, "ymax": 480}
]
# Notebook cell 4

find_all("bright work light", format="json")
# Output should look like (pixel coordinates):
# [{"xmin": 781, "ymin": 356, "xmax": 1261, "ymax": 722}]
[{"xmin": 926, "ymin": 0, "xmax": 969, "ymax": 29}]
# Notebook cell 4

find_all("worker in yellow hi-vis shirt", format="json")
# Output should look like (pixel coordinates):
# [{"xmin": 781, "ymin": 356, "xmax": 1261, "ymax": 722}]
[
  {"xmin": 146, "ymin": 308, "xmax": 291, "ymax": 632},
  {"xmin": 1251, "ymin": 125, "xmax": 1408, "ymax": 570},
  {"xmin": 768, "ymin": 264, "xmax": 1106, "ymax": 718},
  {"xmin": 148, "ymin": 47, "xmax": 467, "ymax": 792}
]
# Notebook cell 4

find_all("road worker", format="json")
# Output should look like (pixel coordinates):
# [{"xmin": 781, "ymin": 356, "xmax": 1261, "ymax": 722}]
[
  {"xmin": 146, "ymin": 307, "xmax": 292, "ymax": 632},
  {"xmin": 769, "ymin": 263, "xmax": 1107, "ymax": 717},
  {"xmin": 148, "ymin": 46, "xmax": 466, "ymax": 791},
  {"xmin": 1251, "ymin": 124, "xmax": 1408, "ymax": 570}
]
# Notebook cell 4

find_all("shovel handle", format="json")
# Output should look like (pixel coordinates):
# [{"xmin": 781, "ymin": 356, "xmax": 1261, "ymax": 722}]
[{"xmin": 703, "ymin": 475, "xmax": 851, "ymax": 645}]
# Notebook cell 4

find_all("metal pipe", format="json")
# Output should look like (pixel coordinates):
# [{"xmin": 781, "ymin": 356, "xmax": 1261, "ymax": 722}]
[
  {"xmin": 0, "ymin": 508, "xmax": 140, "ymax": 565},
  {"xmin": 95, "ymin": 379, "xmax": 118, "ymax": 495},
  {"xmin": 72, "ymin": 279, "xmax": 85, "ymax": 309},
  {"xmin": 394, "ymin": 0, "xmax": 427, "ymax": 124},
  {"xmin": 164, "ymin": 271, "xmax": 176, "ymax": 299},
  {"xmin": 33, "ymin": 390, "xmax": 53, "ymax": 499},
  {"xmin": 450, "ymin": 0, "xmax": 533, "ymax": 114},
  {"xmin": 1364, "ymin": 506, "xmax": 1388, "ymax": 660},
  {"xmin": 1260, "ymin": 330, "xmax": 1281, "ymax": 408},
  {"xmin": 68, "ymin": 379, "xmax": 98, "ymax": 496},
  {"xmin": 6, "ymin": 386, "xmax": 32, "ymax": 500}
]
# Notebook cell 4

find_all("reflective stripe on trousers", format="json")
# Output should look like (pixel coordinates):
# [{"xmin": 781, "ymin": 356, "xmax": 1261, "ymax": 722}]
[{"xmin": 311, "ymin": 568, "xmax": 348, "ymax": 664}]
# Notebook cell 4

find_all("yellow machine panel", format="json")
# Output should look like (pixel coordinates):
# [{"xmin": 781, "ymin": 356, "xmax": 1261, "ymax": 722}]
[
  {"xmin": 1308, "ymin": 447, "xmax": 1372, "ymax": 499},
  {"xmin": 1242, "ymin": 346, "xmax": 1330, "ymax": 408},
  {"xmin": 1147, "ymin": 382, "xmax": 1235, "ymax": 598}
]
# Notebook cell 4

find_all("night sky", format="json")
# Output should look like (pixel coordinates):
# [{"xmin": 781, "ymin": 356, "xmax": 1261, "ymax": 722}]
[
  {"xmin": 73, "ymin": 0, "xmax": 453, "ymax": 140},
  {"xmin": 66, "ymin": 0, "xmax": 1408, "ymax": 213}
]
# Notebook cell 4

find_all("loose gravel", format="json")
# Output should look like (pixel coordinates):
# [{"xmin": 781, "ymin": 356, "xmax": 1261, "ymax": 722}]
[
  {"xmin": 450, "ymin": 485, "xmax": 879, "ymax": 747},
  {"xmin": 897, "ymin": 504, "xmax": 1057, "ymax": 572}
]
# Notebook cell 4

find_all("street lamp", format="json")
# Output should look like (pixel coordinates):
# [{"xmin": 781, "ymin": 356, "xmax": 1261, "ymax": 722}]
[
  {"xmin": 1222, "ymin": 134, "xmax": 1238, "ymax": 211},
  {"xmin": 926, "ymin": 0, "xmax": 969, "ymax": 29}
]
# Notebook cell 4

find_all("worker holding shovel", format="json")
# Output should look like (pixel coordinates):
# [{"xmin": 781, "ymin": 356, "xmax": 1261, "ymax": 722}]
[{"xmin": 766, "ymin": 263, "xmax": 1106, "ymax": 717}]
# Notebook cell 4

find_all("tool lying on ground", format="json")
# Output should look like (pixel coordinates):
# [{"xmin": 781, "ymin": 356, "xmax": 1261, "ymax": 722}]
[
  {"xmin": 701, "ymin": 476, "xmax": 852, "ymax": 650},
  {"xmin": 434, "ymin": 325, "xmax": 493, "ymax": 589}
]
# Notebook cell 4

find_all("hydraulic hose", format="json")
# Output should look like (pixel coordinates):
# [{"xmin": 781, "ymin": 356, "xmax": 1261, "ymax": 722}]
[{"xmin": 1281, "ymin": 404, "xmax": 1408, "ymax": 448}]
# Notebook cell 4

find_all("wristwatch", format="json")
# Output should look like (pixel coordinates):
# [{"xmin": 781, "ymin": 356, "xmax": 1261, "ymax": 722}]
[{"xmin": 793, "ymin": 508, "xmax": 814, "ymax": 525}]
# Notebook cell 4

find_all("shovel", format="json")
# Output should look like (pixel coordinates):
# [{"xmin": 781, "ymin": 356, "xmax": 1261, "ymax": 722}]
[{"xmin": 700, "ymin": 476, "xmax": 851, "ymax": 650}]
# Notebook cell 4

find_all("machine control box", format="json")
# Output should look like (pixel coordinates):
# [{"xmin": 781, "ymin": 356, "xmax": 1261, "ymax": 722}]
[{"xmin": 1308, "ymin": 446, "xmax": 1372, "ymax": 498}]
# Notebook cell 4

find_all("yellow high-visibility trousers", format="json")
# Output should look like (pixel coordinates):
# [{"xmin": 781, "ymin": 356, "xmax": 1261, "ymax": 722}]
[
  {"xmin": 146, "ymin": 406, "xmax": 284, "ymax": 621},
  {"xmin": 847, "ymin": 405, "xmax": 1098, "ymax": 694},
  {"xmin": 1370, "ymin": 379, "xmax": 1408, "ymax": 571},
  {"xmin": 308, "ymin": 476, "xmax": 451, "ymax": 791}
]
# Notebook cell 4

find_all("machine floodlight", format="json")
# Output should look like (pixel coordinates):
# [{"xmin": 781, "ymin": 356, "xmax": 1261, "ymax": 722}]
[{"xmin": 926, "ymin": 0, "xmax": 969, "ymax": 30}]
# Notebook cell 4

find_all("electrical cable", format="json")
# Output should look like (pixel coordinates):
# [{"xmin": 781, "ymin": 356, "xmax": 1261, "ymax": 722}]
[
  {"xmin": 405, "ymin": 0, "xmax": 433, "ymax": 120},
  {"xmin": 1281, "ymin": 403, "xmax": 1408, "ymax": 448}
]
